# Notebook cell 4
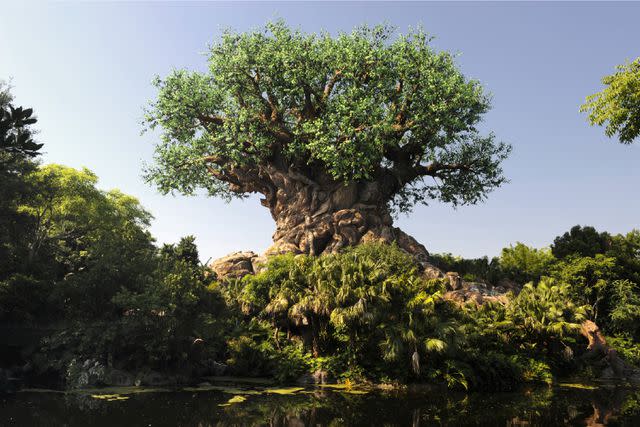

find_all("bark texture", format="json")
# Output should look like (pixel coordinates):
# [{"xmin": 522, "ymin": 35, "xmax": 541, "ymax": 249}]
[
  {"xmin": 262, "ymin": 175, "xmax": 429, "ymax": 264},
  {"xmin": 204, "ymin": 155, "xmax": 434, "ymax": 267}
]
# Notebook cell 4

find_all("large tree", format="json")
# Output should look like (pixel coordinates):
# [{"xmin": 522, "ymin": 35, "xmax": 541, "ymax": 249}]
[{"xmin": 144, "ymin": 22, "xmax": 510, "ymax": 262}]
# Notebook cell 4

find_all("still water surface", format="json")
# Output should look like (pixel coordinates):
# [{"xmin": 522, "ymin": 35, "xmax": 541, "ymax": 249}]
[{"xmin": 2, "ymin": 383, "xmax": 640, "ymax": 426}]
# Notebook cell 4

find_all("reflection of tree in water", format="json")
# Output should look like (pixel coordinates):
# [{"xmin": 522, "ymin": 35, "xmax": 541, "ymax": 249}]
[{"xmin": 4, "ymin": 386, "xmax": 640, "ymax": 426}]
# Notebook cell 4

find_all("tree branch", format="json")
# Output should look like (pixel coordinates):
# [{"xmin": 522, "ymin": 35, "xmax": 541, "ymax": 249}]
[
  {"xmin": 415, "ymin": 162, "xmax": 473, "ymax": 177},
  {"xmin": 198, "ymin": 114, "xmax": 225, "ymax": 126},
  {"xmin": 322, "ymin": 70, "xmax": 342, "ymax": 101}
]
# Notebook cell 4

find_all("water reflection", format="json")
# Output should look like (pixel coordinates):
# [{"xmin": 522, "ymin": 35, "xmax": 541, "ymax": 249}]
[{"xmin": 2, "ymin": 384, "xmax": 640, "ymax": 426}]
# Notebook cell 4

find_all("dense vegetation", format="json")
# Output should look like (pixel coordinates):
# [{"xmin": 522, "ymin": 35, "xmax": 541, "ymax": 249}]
[{"xmin": 2, "ymin": 45, "xmax": 640, "ymax": 391}]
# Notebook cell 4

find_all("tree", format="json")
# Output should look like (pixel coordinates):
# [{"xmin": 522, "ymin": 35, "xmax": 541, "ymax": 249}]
[
  {"xmin": 499, "ymin": 242, "xmax": 554, "ymax": 284},
  {"xmin": 144, "ymin": 22, "xmax": 510, "ymax": 261},
  {"xmin": 0, "ymin": 82, "xmax": 42, "ymax": 278},
  {"xmin": 550, "ymin": 254, "xmax": 619, "ymax": 323},
  {"xmin": 1, "ymin": 81, "xmax": 42, "ymax": 162},
  {"xmin": 580, "ymin": 58, "xmax": 640, "ymax": 144},
  {"xmin": 551, "ymin": 225, "xmax": 610, "ymax": 260},
  {"xmin": 607, "ymin": 230, "xmax": 640, "ymax": 284}
]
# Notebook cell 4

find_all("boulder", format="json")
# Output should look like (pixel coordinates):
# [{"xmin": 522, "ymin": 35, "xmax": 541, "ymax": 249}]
[
  {"xmin": 208, "ymin": 251, "xmax": 258, "ymax": 280},
  {"xmin": 297, "ymin": 369, "xmax": 333, "ymax": 385},
  {"xmin": 443, "ymin": 280, "xmax": 507, "ymax": 306},
  {"xmin": 445, "ymin": 272, "xmax": 462, "ymax": 290},
  {"xmin": 422, "ymin": 263, "xmax": 445, "ymax": 280}
]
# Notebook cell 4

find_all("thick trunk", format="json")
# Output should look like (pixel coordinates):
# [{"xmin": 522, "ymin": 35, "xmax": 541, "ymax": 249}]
[{"xmin": 260, "ymin": 170, "xmax": 430, "ymax": 266}]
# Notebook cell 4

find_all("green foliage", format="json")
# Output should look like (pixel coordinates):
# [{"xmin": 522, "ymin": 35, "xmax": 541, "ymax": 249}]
[
  {"xmin": 0, "ymin": 82, "xmax": 42, "ymax": 161},
  {"xmin": 608, "ymin": 335, "xmax": 640, "ymax": 366},
  {"xmin": 581, "ymin": 58, "xmax": 640, "ymax": 144},
  {"xmin": 506, "ymin": 279, "xmax": 588, "ymax": 344},
  {"xmin": 607, "ymin": 230, "xmax": 640, "ymax": 284},
  {"xmin": 2, "ymin": 130, "xmax": 638, "ymax": 393},
  {"xmin": 429, "ymin": 253, "xmax": 502, "ymax": 284},
  {"xmin": 234, "ymin": 243, "xmax": 459, "ymax": 382},
  {"xmin": 608, "ymin": 279, "xmax": 640, "ymax": 337},
  {"xmin": 499, "ymin": 243, "xmax": 555, "ymax": 284},
  {"xmin": 551, "ymin": 225, "xmax": 610, "ymax": 259},
  {"xmin": 0, "ymin": 84, "xmax": 41, "ymax": 280},
  {"xmin": 0, "ymin": 274, "xmax": 47, "ymax": 322},
  {"xmin": 550, "ymin": 254, "xmax": 620, "ymax": 324},
  {"xmin": 41, "ymin": 236, "xmax": 228, "ymax": 375},
  {"xmin": 225, "ymin": 242, "xmax": 596, "ymax": 389},
  {"xmin": 144, "ymin": 21, "xmax": 510, "ymax": 212}
]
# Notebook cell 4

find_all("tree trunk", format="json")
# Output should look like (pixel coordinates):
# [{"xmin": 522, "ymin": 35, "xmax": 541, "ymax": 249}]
[{"xmin": 260, "ymin": 169, "xmax": 431, "ymax": 266}]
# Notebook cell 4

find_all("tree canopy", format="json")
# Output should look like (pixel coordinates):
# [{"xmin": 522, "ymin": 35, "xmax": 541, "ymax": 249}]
[
  {"xmin": 144, "ymin": 22, "xmax": 510, "ymax": 213},
  {"xmin": 581, "ymin": 58, "xmax": 640, "ymax": 144}
]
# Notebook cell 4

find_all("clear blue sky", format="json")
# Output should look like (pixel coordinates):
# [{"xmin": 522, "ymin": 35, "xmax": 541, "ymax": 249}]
[{"xmin": 2, "ymin": 1, "xmax": 639, "ymax": 262}]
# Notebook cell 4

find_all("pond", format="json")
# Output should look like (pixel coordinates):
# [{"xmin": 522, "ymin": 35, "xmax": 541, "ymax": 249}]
[{"xmin": 2, "ymin": 382, "xmax": 640, "ymax": 426}]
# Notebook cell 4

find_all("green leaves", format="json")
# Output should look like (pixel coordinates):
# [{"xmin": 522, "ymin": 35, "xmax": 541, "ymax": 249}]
[
  {"xmin": 499, "ymin": 242, "xmax": 555, "ymax": 284},
  {"xmin": 1, "ymin": 104, "xmax": 42, "ymax": 159},
  {"xmin": 581, "ymin": 58, "xmax": 640, "ymax": 144},
  {"xmin": 507, "ymin": 279, "xmax": 588, "ymax": 342},
  {"xmin": 145, "ymin": 21, "xmax": 510, "ymax": 211}
]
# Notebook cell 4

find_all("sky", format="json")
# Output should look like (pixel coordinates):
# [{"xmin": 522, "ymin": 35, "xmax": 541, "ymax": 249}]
[{"xmin": 1, "ymin": 1, "xmax": 639, "ymax": 262}]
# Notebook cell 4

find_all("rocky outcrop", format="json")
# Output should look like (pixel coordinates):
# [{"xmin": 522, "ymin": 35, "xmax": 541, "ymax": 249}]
[
  {"xmin": 208, "ymin": 251, "xmax": 262, "ymax": 281},
  {"xmin": 445, "ymin": 272, "xmax": 462, "ymax": 290},
  {"xmin": 443, "ymin": 280, "xmax": 509, "ymax": 306},
  {"xmin": 580, "ymin": 320, "xmax": 640, "ymax": 381}
]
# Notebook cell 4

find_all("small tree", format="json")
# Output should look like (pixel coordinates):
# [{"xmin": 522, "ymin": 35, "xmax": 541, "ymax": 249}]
[{"xmin": 145, "ymin": 22, "xmax": 510, "ymax": 260}]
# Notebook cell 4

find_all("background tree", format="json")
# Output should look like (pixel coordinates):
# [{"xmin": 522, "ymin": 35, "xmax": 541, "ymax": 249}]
[
  {"xmin": 0, "ymin": 81, "xmax": 42, "ymax": 279},
  {"xmin": 144, "ymin": 22, "xmax": 510, "ymax": 261},
  {"xmin": 580, "ymin": 58, "xmax": 640, "ymax": 144},
  {"xmin": 551, "ymin": 225, "xmax": 610, "ymax": 260},
  {"xmin": 499, "ymin": 242, "xmax": 554, "ymax": 284}
]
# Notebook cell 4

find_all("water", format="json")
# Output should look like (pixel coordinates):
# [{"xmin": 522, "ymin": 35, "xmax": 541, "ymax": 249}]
[{"xmin": 2, "ymin": 383, "xmax": 640, "ymax": 426}]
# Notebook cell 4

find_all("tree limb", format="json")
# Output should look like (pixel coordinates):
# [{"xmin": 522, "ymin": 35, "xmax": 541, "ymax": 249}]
[{"xmin": 322, "ymin": 70, "xmax": 342, "ymax": 101}]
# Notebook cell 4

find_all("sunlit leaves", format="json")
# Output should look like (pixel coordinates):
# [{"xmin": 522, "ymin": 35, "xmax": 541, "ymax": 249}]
[
  {"xmin": 581, "ymin": 58, "xmax": 640, "ymax": 144},
  {"xmin": 144, "ymin": 21, "xmax": 509, "ymax": 211}
]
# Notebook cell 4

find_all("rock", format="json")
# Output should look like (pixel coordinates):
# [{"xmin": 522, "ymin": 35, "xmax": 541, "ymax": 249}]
[
  {"xmin": 312, "ymin": 369, "xmax": 333, "ymax": 384},
  {"xmin": 581, "ymin": 320, "xmax": 608, "ymax": 354},
  {"xmin": 66, "ymin": 359, "xmax": 106, "ymax": 389},
  {"xmin": 104, "ymin": 369, "xmax": 135, "ymax": 387},
  {"xmin": 444, "ymin": 289, "xmax": 484, "ymax": 306},
  {"xmin": 496, "ymin": 278, "xmax": 520, "ymax": 292},
  {"xmin": 208, "ymin": 251, "xmax": 258, "ymax": 280},
  {"xmin": 422, "ymin": 263, "xmax": 445, "ymax": 280},
  {"xmin": 251, "ymin": 255, "xmax": 269, "ymax": 275},
  {"xmin": 579, "ymin": 320, "xmax": 640, "ymax": 380},
  {"xmin": 445, "ymin": 272, "xmax": 462, "ymax": 290},
  {"xmin": 297, "ymin": 369, "xmax": 333, "ymax": 385}
]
